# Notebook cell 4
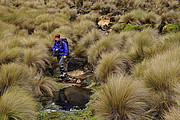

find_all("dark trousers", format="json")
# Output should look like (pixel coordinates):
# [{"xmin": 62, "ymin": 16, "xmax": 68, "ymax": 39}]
[
  {"xmin": 57, "ymin": 56, "xmax": 66, "ymax": 74},
  {"xmin": 61, "ymin": 101, "xmax": 70, "ymax": 111}
]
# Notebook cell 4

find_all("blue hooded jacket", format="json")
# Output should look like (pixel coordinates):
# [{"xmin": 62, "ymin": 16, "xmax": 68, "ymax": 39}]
[{"xmin": 52, "ymin": 39, "xmax": 69, "ymax": 56}]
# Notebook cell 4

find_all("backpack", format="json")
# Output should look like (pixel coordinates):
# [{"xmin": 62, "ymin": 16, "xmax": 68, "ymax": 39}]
[{"xmin": 61, "ymin": 38, "xmax": 69, "ymax": 55}]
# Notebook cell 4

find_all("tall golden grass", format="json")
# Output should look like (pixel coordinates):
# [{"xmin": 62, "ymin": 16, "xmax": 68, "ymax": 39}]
[
  {"xmin": 33, "ymin": 76, "xmax": 58, "ymax": 97},
  {"xmin": 0, "ymin": 0, "xmax": 179, "ymax": 119},
  {"xmin": 164, "ymin": 107, "xmax": 180, "ymax": 120},
  {"xmin": 0, "ymin": 86, "xmax": 37, "ymax": 120},
  {"xmin": 95, "ymin": 75, "xmax": 149, "ymax": 120},
  {"xmin": 0, "ymin": 63, "xmax": 33, "ymax": 93},
  {"xmin": 22, "ymin": 47, "xmax": 51, "ymax": 74},
  {"xmin": 95, "ymin": 51, "xmax": 128, "ymax": 82}
]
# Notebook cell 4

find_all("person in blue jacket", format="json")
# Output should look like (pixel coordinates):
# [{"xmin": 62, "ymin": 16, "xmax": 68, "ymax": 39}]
[{"xmin": 52, "ymin": 34, "xmax": 69, "ymax": 78}]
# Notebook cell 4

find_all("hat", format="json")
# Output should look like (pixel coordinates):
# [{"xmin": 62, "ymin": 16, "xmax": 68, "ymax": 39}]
[{"xmin": 55, "ymin": 34, "xmax": 60, "ymax": 38}]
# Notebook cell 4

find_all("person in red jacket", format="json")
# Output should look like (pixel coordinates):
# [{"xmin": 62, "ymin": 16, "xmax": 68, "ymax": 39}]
[{"xmin": 52, "ymin": 34, "xmax": 69, "ymax": 78}]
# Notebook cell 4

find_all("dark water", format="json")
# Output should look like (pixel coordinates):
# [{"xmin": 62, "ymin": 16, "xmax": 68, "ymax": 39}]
[{"xmin": 41, "ymin": 85, "xmax": 92, "ymax": 112}]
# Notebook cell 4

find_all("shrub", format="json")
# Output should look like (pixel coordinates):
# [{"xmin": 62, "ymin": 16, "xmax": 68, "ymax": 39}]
[
  {"xmin": 22, "ymin": 48, "xmax": 51, "ymax": 74},
  {"xmin": 95, "ymin": 75, "xmax": 149, "ymax": 120},
  {"xmin": 0, "ymin": 63, "xmax": 33, "ymax": 93},
  {"xmin": 0, "ymin": 86, "xmax": 37, "ymax": 120}
]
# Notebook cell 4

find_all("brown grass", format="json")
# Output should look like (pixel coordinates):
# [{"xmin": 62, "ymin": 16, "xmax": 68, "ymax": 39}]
[
  {"xmin": 95, "ymin": 75, "xmax": 149, "ymax": 120},
  {"xmin": 164, "ymin": 107, "xmax": 180, "ymax": 120},
  {"xmin": 95, "ymin": 51, "xmax": 128, "ymax": 82},
  {"xmin": 0, "ymin": 86, "xmax": 37, "ymax": 120},
  {"xmin": 33, "ymin": 76, "xmax": 58, "ymax": 97},
  {"xmin": 0, "ymin": 63, "xmax": 33, "ymax": 93},
  {"xmin": 22, "ymin": 48, "xmax": 51, "ymax": 74}
]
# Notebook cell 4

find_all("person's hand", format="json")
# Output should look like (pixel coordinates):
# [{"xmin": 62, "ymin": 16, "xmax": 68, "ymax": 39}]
[
  {"xmin": 56, "ymin": 49, "xmax": 59, "ymax": 51},
  {"xmin": 64, "ymin": 56, "xmax": 67, "ymax": 59}
]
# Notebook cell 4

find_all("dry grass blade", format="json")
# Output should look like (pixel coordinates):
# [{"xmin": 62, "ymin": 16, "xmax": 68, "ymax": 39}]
[{"xmin": 164, "ymin": 107, "xmax": 180, "ymax": 120}]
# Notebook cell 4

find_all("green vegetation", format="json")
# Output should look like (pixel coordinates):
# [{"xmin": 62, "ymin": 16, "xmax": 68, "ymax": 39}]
[{"xmin": 0, "ymin": 0, "xmax": 179, "ymax": 119}]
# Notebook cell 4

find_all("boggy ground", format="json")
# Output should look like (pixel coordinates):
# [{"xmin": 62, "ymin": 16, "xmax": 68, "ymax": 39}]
[{"xmin": 0, "ymin": 0, "xmax": 179, "ymax": 120}]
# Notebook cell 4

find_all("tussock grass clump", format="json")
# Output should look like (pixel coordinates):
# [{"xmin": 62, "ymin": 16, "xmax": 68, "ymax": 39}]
[
  {"xmin": 38, "ymin": 21, "xmax": 60, "ymax": 33},
  {"xmin": 61, "ymin": 7, "xmax": 77, "ymax": 21},
  {"xmin": 52, "ymin": 26, "xmax": 77, "ymax": 41},
  {"xmin": 0, "ymin": 86, "xmax": 37, "ymax": 120},
  {"xmin": 143, "ymin": 49, "xmax": 179, "ymax": 92},
  {"xmin": 33, "ymin": 76, "xmax": 57, "ymax": 97},
  {"xmin": 34, "ymin": 14, "xmax": 52, "ymax": 26},
  {"xmin": 73, "ymin": 20, "xmax": 96, "ymax": 38},
  {"xmin": 22, "ymin": 48, "xmax": 51, "ymax": 73},
  {"xmin": 113, "ymin": 9, "xmax": 161, "ymax": 32},
  {"xmin": 95, "ymin": 51, "xmax": 128, "ymax": 82},
  {"xmin": 95, "ymin": 75, "xmax": 149, "ymax": 120},
  {"xmin": 161, "ymin": 10, "xmax": 180, "ymax": 25},
  {"xmin": 87, "ymin": 33, "xmax": 127, "ymax": 65},
  {"xmin": 159, "ymin": 32, "xmax": 180, "ymax": 50},
  {"xmin": 0, "ymin": 20, "xmax": 16, "ymax": 39},
  {"xmin": 0, "ymin": 47, "xmax": 21, "ymax": 65},
  {"xmin": 20, "ymin": 37, "xmax": 40, "ymax": 48},
  {"xmin": 77, "ymin": 12, "xmax": 100, "ymax": 22},
  {"xmin": 132, "ymin": 46, "xmax": 180, "ymax": 92},
  {"xmin": 74, "ymin": 29, "xmax": 102, "ymax": 57},
  {"xmin": 127, "ymin": 28, "xmax": 159, "ymax": 63},
  {"xmin": 0, "ymin": 63, "xmax": 33, "ymax": 93},
  {"xmin": 132, "ymin": 47, "xmax": 180, "ymax": 117}
]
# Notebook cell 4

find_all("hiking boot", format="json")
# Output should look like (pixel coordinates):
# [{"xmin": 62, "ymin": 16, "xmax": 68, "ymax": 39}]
[{"xmin": 59, "ymin": 72, "xmax": 67, "ymax": 78}]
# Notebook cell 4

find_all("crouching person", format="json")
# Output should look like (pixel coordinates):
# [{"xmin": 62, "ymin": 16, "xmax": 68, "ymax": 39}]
[{"xmin": 52, "ymin": 34, "xmax": 69, "ymax": 78}]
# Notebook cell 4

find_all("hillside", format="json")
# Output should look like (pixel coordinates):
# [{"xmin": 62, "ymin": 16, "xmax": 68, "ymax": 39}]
[{"xmin": 0, "ymin": 0, "xmax": 179, "ymax": 120}]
